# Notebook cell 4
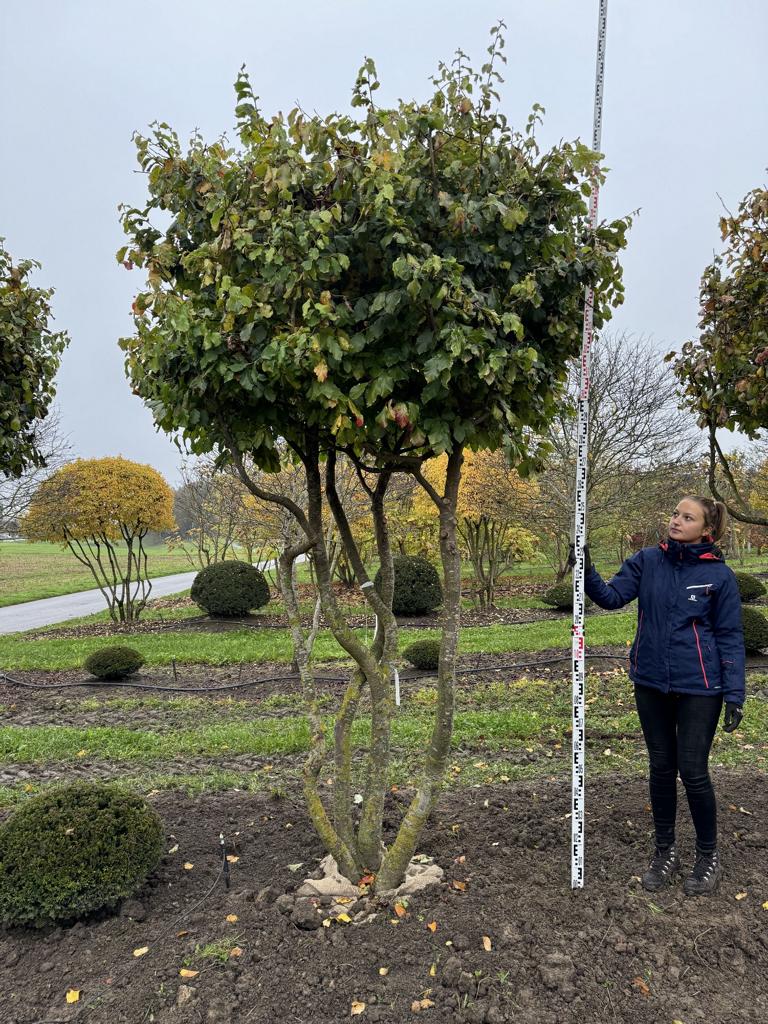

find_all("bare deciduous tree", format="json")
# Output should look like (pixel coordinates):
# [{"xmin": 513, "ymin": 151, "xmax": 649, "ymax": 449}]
[{"xmin": 534, "ymin": 334, "xmax": 703, "ymax": 576}]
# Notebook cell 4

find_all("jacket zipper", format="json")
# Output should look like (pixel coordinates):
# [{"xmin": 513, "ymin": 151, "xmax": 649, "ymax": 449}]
[
  {"xmin": 691, "ymin": 622, "xmax": 710, "ymax": 689},
  {"xmin": 634, "ymin": 609, "xmax": 644, "ymax": 673}
]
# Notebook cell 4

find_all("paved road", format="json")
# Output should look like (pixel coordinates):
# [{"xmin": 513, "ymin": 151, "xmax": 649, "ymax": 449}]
[{"xmin": 0, "ymin": 571, "xmax": 200, "ymax": 635}]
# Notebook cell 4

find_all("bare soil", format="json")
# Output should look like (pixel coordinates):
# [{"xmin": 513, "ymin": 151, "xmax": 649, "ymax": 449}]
[{"xmin": 1, "ymin": 774, "xmax": 767, "ymax": 1024}]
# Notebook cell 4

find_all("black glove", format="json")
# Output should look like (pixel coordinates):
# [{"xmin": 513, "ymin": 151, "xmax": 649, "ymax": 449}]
[
  {"xmin": 723, "ymin": 703, "xmax": 743, "ymax": 733},
  {"xmin": 567, "ymin": 543, "xmax": 592, "ymax": 575}
]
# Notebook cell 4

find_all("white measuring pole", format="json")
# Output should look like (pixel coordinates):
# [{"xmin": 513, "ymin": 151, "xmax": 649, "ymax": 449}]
[{"xmin": 571, "ymin": 0, "xmax": 609, "ymax": 890}]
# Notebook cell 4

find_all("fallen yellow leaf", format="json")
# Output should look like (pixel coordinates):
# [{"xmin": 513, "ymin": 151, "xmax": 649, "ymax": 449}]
[
  {"xmin": 378, "ymin": 967, "xmax": 389, "ymax": 976},
  {"xmin": 336, "ymin": 912, "xmax": 352, "ymax": 923},
  {"xmin": 762, "ymin": 901, "xmax": 768, "ymax": 911},
  {"xmin": 482, "ymin": 935, "xmax": 492, "ymax": 952},
  {"xmin": 179, "ymin": 969, "xmax": 199, "ymax": 979},
  {"xmin": 735, "ymin": 891, "xmax": 748, "ymax": 901},
  {"xmin": 133, "ymin": 947, "xmax": 149, "ymax": 958},
  {"xmin": 426, "ymin": 921, "xmax": 437, "ymax": 933},
  {"xmin": 451, "ymin": 879, "xmax": 466, "ymax": 891},
  {"xmin": 168, "ymin": 844, "xmax": 179, "ymax": 854},
  {"xmin": 65, "ymin": 989, "xmax": 81, "ymax": 1004},
  {"xmin": 76, "ymin": 750, "xmax": 87, "ymax": 758},
  {"xmin": 429, "ymin": 963, "xmax": 437, "ymax": 977},
  {"xmin": 411, "ymin": 999, "xmax": 435, "ymax": 1012},
  {"xmin": 183, "ymin": 862, "xmax": 194, "ymax": 870},
  {"xmin": 226, "ymin": 855, "xmax": 239, "ymax": 863},
  {"xmin": 229, "ymin": 946, "xmax": 243, "ymax": 958},
  {"xmin": 226, "ymin": 914, "xmax": 239, "ymax": 923},
  {"xmin": 177, "ymin": 930, "xmax": 189, "ymax": 937},
  {"xmin": 351, "ymin": 1001, "xmax": 366, "ymax": 1016}
]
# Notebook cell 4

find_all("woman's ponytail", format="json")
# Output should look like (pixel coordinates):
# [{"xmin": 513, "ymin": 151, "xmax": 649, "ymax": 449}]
[{"xmin": 685, "ymin": 495, "xmax": 729, "ymax": 542}]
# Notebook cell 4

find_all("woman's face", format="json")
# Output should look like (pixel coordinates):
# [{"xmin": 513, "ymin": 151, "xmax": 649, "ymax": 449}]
[{"xmin": 668, "ymin": 498, "xmax": 708, "ymax": 544}]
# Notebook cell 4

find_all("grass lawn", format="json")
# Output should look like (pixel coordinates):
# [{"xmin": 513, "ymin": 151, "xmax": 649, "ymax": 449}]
[
  {"xmin": 0, "ymin": 611, "xmax": 637, "ymax": 669},
  {"xmin": 0, "ymin": 541, "xmax": 198, "ymax": 607},
  {"xmin": 1, "ymin": 669, "xmax": 765, "ymax": 808}
]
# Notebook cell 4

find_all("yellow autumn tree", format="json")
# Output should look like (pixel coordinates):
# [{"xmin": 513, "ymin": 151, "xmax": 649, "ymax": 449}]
[
  {"xmin": 416, "ymin": 451, "xmax": 539, "ymax": 610},
  {"xmin": 21, "ymin": 457, "xmax": 175, "ymax": 621}
]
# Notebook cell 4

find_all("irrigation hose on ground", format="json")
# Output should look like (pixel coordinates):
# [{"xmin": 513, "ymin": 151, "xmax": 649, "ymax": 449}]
[{"xmin": 0, "ymin": 650, "xmax": 717, "ymax": 695}]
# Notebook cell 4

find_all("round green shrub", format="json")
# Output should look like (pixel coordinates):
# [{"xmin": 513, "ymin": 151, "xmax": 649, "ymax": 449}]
[
  {"xmin": 0, "ymin": 782, "xmax": 164, "ymax": 928},
  {"xmin": 733, "ymin": 571, "xmax": 766, "ymax": 603},
  {"xmin": 374, "ymin": 556, "xmax": 442, "ymax": 616},
  {"xmin": 541, "ymin": 582, "xmax": 593, "ymax": 611},
  {"xmin": 741, "ymin": 606, "xmax": 768, "ymax": 654},
  {"xmin": 402, "ymin": 638, "xmax": 441, "ymax": 671},
  {"xmin": 83, "ymin": 646, "xmax": 145, "ymax": 681},
  {"xmin": 191, "ymin": 560, "xmax": 270, "ymax": 617}
]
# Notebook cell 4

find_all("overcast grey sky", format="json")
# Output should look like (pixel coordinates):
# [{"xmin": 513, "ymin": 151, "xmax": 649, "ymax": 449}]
[{"xmin": 1, "ymin": 0, "xmax": 765, "ymax": 483}]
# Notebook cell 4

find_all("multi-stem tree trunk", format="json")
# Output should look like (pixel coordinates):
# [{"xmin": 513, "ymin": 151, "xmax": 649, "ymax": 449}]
[{"xmin": 228, "ymin": 434, "xmax": 464, "ymax": 891}]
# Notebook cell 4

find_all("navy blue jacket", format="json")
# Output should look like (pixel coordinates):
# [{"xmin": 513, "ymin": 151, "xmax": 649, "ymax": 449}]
[{"xmin": 585, "ymin": 538, "xmax": 746, "ymax": 704}]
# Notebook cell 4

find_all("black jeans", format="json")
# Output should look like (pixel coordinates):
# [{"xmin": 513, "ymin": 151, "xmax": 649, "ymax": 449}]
[{"xmin": 634, "ymin": 684, "xmax": 723, "ymax": 853}]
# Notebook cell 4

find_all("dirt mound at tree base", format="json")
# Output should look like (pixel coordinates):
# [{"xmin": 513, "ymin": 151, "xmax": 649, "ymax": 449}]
[{"xmin": 0, "ymin": 773, "xmax": 766, "ymax": 1023}]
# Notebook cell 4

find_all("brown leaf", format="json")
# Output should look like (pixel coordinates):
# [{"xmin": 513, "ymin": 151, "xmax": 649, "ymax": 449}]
[
  {"xmin": 229, "ymin": 946, "xmax": 243, "ymax": 958},
  {"xmin": 226, "ymin": 855, "xmax": 239, "ymax": 863},
  {"xmin": 411, "ymin": 998, "xmax": 436, "ymax": 1012},
  {"xmin": 631, "ymin": 977, "xmax": 650, "ymax": 997},
  {"xmin": 482, "ymin": 935, "xmax": 492, "ymax": 952},
  {"xmin": 451, "ymin": 879, "xmax": 466, "ymax": 891},
  {"xmin": 426, "ymin": 921, "xmax": 437, "ymax": 933},
  {"xmin": 394, "ymin": 902, "xmax": 408, "ymax": 918}
]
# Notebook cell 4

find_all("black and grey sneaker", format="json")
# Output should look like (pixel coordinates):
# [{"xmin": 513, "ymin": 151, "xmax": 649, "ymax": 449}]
[
  {"xmin": 641, "ymin": 844, "xmax": 681, "ymax": 891},
  {"xmin": 683, "ymin": 849, "xmax": 722, "ymax": 896}
]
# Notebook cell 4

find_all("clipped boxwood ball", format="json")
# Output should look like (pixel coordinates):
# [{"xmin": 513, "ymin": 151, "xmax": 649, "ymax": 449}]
[
  {"xmin": 733, "ymin": 571, "xmax": 766, "ymax": 603},
  {"xmin": 402, "ymin": 638, "xmax": 441, "ymax": 671},
  {"xmin": 741, "ymin": 606, "xmax": 768, "ymax": 654},
  {"xmin": 374, "ymin": 556, "xmax": 442, "ymax": 616},
  {"xmin": 541, "ymin": 582, "xmax": 593, "ymax": 611},
  {"xmin": 0, "ymin": 782, "xmax": 164, "ymax": 928},
  {"xmin": 191, "ymin": 560, "xmax": 270, "ymax": 617},
  {"xmin": 84, "ymin": 646, "xmax": 145, "ymax": 681}
]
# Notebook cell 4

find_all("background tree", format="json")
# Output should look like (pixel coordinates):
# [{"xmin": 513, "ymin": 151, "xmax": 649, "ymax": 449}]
[
  {"xmin": 21, "ymin": 457, "xmax": 176, "ymax": 622},
  {"xmin": 0, "ymin": 409, "xmax": 70, "ymax": 536},
  {"xmin": 0, "ymin": 240, "xmax": 68, "ymax": 478},
  {"xmin": 119, "ymin": 29, "xmax": 628, "ymax": 889},
  {"xmin": 534, "ymin": 333, "xmax": 702, "ymax": 577},
  {"xmin": 417, "ymin": 450, "xmax": 539, "ymax": 610},
  {"xmin": 170, "ymin": 457, "xmax": 259, "ymax": 568},
  {"xmin": 672, "ymin": 183, "xmax": 768, "ymax": 525}
]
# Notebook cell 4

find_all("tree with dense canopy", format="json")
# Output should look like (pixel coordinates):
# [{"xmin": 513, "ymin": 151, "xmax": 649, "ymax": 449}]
[
  {"xmin": 0, "ymin": 240, "xmax": 68, "ymax": 479},
  {"xmin": 21, "ymin": 457, "xmax": 176, "ymax": 622},
  {"xmin": 672, "ymin": 184, "xmax": 768, "ymax": 525},
  {"xmin": 118, "ymin": 27, "xmax": 629, "ymax": 889}
]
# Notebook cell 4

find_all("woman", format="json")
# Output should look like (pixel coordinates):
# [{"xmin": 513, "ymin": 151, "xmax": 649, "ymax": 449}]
[{"xmin": 579, "ymin": 496, "xmax": 745, "ymax": 895}]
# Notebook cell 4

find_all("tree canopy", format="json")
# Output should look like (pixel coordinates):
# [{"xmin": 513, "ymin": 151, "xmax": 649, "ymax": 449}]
[
  {"xmin": 672, "ymin": 185, "xmax": 768, "ymax": 523},
  {"xmin": 119, "ymin": 33, "xmax": 630, "ymax": 473},
  {"xmin": 0, "ymin": 240, "xmax": 68, "ymax": 479},
  {"xmin": 21, "ymin": 457, "xmax": 175, "ymax": 622}
]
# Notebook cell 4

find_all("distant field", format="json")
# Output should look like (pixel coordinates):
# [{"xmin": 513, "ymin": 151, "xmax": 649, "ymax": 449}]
[{"xmin": 0, "ymin": 541, "xmax": 197, "ymax": 607}]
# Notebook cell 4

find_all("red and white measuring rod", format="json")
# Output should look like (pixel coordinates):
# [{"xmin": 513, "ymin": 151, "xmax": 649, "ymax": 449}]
[{"xmin": 571, "ymin": 0, "xmax": 609, "ymax": 891}]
